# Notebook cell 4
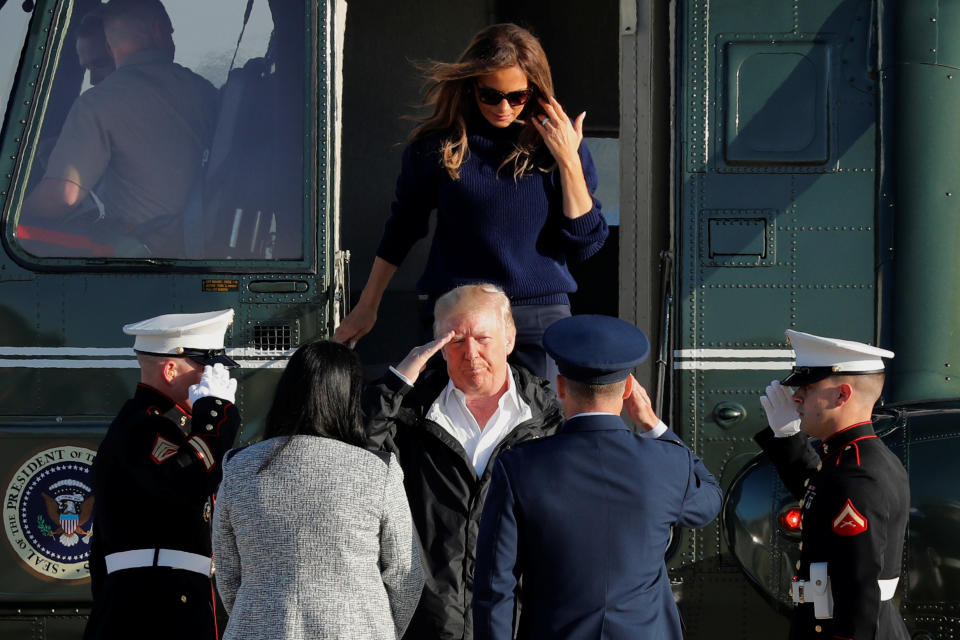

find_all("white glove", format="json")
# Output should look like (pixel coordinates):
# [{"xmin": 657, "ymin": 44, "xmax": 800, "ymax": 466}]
[
  {"xmin": 760, "ymin": 379, "xmax": 800, "ymax": 438},
  {"xmin": 189, "ymin": 363, "xmax": 237, "ymax": 405}
]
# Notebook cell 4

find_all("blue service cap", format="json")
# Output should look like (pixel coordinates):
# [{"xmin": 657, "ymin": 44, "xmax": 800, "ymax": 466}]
[{"xmin": 543, "ymin": 315, "xmax": 650, "ymax": 384}]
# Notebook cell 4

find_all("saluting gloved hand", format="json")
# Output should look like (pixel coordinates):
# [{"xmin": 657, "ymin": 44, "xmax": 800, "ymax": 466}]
[
  {"xmin": 760, "ymin": 379, "xmax": 800, "ymax": 438},
  {"xmin": 189, "ymin": 363, "xmax": 237, "ymax": 405}
]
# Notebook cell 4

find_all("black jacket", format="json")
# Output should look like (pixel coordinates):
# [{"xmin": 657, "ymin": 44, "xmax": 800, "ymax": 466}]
[
  {"xmin": 84, "ymin": 384, "xmax": 240, "ymax": 640},
  {"xmin": 756, "ymin": 422, "xmax": 910, "ymax": 640},
  {"xmin": 364, "ymin": 365, "xmax": 563, "ymax": 640}
]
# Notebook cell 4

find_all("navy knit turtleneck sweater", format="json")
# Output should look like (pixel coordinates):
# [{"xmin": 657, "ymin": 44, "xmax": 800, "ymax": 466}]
[{"xmin": 376, "ymin": 118, "xmax": 608, "ymax": 306}]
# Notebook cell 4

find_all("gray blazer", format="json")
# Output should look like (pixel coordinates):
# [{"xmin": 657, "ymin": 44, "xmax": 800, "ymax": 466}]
[{"xmin": 213, "ymin": 436, "xmax": 424, "ymax": 639}]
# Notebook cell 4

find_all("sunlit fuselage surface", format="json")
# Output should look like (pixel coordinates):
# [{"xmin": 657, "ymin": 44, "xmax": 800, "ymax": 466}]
[
  {"xmin": 0, "ymin": 2, "xmax": 335, "ymax": 636},
  {"xmin": 1, "ymin": 0, "xmax": 959, "ymax": 639}
]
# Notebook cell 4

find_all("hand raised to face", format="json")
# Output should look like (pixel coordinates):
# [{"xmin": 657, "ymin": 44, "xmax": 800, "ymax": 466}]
[
  {"xmin": 394, "ymin": 331, "xmax": 456, "ymax": 385},
  {"xmin": 532, "ymin": 95, "xmax": 585, "ymax": 169},
  {"xmin": 623, "ymin": 375, "xmax": 660, "ymax": 432}
]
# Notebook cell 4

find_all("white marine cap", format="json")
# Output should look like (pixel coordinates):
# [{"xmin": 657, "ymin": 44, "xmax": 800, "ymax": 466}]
[
  {"xmin": 781, "ymin": 329, "xmax": 894, "ymax": 386},
  {"xmin": 123, "ymin": 309, "xmax": 238, "ymax": 367}
]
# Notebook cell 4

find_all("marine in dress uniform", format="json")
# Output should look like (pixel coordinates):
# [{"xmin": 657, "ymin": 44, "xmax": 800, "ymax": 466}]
[
  {"xmin": 756, "ymin": 330, "xmax": 910, "ymax": 640},
  {"xmin": 472, "ymin": 315, "xmax": 722, "ymax": 640},
  {"xmin": 83, "ymin": 310, "xmax": 241, "ymax": 640}
]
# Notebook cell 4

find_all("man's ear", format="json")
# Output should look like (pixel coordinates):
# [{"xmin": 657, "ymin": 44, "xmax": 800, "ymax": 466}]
[
  {"xmin": 836, "ymin": 382, "xmax": 853, "ymax": 407},
  {"xmin": 505, "ymin": 328, "xmax": 515, "ymax": 356},
  {"xmin": 161, "ymin": 360, "xmax": 178, "ymax": 385},
  {"xmin": 556, "ymin": 375, "xmax": 566, "ymax": 399},
  {"xmin": 622, "ymin": 374, "xmax": 635, "ymax": 400}
]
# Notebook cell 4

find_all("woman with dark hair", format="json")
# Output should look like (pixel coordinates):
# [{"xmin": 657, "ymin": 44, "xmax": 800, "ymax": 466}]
[
  {"xmin": 212, "ymin": 340, "xmax": 423, "ymax": 639},
  {"xmin": 334, "ymin": 23, "xmax": 608, "ymax": 380}
]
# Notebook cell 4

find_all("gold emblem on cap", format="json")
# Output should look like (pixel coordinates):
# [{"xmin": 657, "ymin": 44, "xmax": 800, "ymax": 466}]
[{"xmin": 176, "ymin": 347, "xmax": 184, "ymax": 354}]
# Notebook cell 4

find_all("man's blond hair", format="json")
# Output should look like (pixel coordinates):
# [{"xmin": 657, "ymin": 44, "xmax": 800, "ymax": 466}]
[{"xmin": 433, "ymin": 284, "xmax": 515, "ymax": 338}]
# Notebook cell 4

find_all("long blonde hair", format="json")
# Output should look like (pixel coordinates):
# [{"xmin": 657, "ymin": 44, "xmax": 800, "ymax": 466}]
[{"xmin": 410, "ymin": 24, "xmax": 556, "ymax": 180}]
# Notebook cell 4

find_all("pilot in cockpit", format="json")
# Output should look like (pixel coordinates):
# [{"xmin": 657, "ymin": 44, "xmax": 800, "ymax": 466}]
[
  {"xmin": 20, "ymin": 0, "xmax": 217, "ymax": 258},
  {"xmin": 76, "ymin": 12, "xmax": 116, "ymax": 87}
]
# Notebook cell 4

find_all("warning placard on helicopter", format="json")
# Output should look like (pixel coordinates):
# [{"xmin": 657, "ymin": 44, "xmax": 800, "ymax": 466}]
[
  {"xmin": 202, "ymin": 279, "xmax": 239, "ymax": 293},
  {"xmin": 4, "ymin": 446, "xmax": 96, "ymax": 580}
]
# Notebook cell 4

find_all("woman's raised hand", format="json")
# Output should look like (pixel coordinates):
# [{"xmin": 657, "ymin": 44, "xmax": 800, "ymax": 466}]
[
  {"xmin": 533, "ymin": 96, "xmax": 593, "ymax": 219},
  {"xmin": 533, "ymin": 96, "xmax": 585, "ymax": 170}
]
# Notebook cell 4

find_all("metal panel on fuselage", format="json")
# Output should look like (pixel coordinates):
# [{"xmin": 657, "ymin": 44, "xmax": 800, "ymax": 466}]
[
  {"xmin": 672, "ymin": 0, "xmax": 877, "ymax": 635},
  {"xmin": 0, "ymin": 0, "xmax": 335, "ymax": 634}
]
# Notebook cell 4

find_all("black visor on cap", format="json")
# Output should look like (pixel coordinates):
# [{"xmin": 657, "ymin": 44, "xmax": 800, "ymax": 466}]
[
  {"xmin": 184, "ymin": 348, "xmax": 239, "ymax": 368},
  {"xmin": 781, "ymin": 366, "xmax": 886, "ymax": 387},
  {"xmin": 781, "ymin": 366, "xmax": 836, "ymax": 387},
  {"xmin": 135, "ymin": 348, "xmax": 239, "ymax": 369}
]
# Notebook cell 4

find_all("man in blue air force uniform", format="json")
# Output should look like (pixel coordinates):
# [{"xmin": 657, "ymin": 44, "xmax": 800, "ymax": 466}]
[
  {"xmin": 756, "ymin": 330, "xmax": 909, "ymax": 640},
  {"xmin": 472, "ymin": 315, "xmax": 722, "ymax": 640}
]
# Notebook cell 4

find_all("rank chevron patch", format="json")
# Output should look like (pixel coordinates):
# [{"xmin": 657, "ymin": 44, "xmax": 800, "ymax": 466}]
[
  {"xmin": 150, "ymin": 435, "xmax": 178, "ymax": 464},
  {"xmin": 832, "ymin": 499, "xmax": 868, "ymax": 536}
]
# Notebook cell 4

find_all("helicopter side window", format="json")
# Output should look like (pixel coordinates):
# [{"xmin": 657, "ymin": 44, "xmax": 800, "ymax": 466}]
[{"xmin": 11, "ymin": 0, "xmax": 307, "ymax": 262}]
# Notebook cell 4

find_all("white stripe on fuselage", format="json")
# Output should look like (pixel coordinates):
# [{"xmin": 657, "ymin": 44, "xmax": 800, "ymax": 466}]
[{"xmin": 673, "ymin": 348, "xmax": 795, "ymax": 371}]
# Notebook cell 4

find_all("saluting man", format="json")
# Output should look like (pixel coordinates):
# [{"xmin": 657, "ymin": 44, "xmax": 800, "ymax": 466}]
[
  {"xmin": 756, "ymin": 330, "xmax": 910, "ymax": 640},
  {"xmin": 83, "ymin": 309, "xmax": 241, "ymax": 640},
  {"xmin": 473, "ymin": 315, "xmax": 722, "ymax": 639}
]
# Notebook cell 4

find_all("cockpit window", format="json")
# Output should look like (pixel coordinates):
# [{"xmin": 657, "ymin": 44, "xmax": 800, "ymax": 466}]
[
  {"xmin": 0, "ymin": 2, "xmax": 32, "ymax": 132},
  {"xmin": 10, "ymin": 0, "xmax": 308, "ymax": 263}
]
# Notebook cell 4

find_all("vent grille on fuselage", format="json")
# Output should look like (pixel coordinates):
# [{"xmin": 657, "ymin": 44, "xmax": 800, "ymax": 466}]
[{"xmin": 253, "ymin": 324, "xmax": 292, "ymax": 352}]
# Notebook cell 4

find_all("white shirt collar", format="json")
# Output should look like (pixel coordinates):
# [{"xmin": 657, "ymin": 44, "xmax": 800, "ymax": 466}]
[{"xmin": 427, "ymin": 369, "xmax": 532, "ymax": 476}]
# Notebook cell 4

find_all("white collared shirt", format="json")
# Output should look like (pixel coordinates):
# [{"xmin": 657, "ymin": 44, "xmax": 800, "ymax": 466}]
[
  {"xmin": 568, "ymin": 412, "xmax": 669, "ymax": 438},
  {"xmin": 394, "ymin": 369, "xmax": 531, "ymax": 477}
]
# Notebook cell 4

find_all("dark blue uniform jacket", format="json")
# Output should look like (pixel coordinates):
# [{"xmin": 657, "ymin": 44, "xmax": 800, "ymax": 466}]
[{"xmin": 472, "ymin": 413, "xmax": 722, "ymax": 640}]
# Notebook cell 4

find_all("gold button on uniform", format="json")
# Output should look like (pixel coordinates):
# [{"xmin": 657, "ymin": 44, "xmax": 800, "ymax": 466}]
[
  {"xmin": 814, "ymin": 625, "xmax": 822, "ymax": 633},
  {"xmin": 181, "ymin": 595, "xmax": 187, "ymax": 603},
  {"xmin": 816, "ymin": 462, "xmax": 822, "ymax": 471},
  {"xmin": 215, "ymin": 399, "xmax": 222, "ymax": 405},
  {"xmin": 210, "ymin": 410, "xmax": 217, "ymax": 417},
  {"xmin": 796, "ymin": 560, "xmax": 801, "ymax": 570},
  {"xmin": 206, "ymin": 424, "xmax": 214, "ymax": 432},
  {"xmin": 798, "ymin": 542, "xmax": 803, "ymax": 550}
]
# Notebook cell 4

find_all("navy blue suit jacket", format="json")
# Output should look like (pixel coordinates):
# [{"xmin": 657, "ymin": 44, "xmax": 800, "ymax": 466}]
[{"xmin": 472, "ymin": 414, "xmax": 722, "ymax": 640}]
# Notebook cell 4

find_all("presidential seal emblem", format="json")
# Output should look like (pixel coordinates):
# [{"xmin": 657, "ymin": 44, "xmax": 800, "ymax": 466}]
[{"xmin": 3, "ymin": 446, "xmax": 96, "ymax": 580}]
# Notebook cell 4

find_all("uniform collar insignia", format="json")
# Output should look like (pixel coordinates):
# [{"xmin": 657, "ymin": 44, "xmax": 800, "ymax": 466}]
[
  {"xmin": 135, "ymin": 384, "xmax": 193, "ymax": 431},
  {"xmin": 822, "ymin": 421, "xmax": 874, "ymax": 449}
]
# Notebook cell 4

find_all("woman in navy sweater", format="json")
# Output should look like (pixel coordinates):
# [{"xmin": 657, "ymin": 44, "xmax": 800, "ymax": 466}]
[{"xmin": 335, "ymin": 23, "xmax": 608, "ymax": 379}]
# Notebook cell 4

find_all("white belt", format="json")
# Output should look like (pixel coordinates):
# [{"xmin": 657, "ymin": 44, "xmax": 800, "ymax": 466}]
[
  {"xmin": 878, "ymin": 577, "xmax": 899, "ymax": 600},
  {"xmin": 105, "ymin": 549, "xmax": 213, "ymax": 577},
  {"xmin": 792, "ymin": 563, "xmax": 898, "ymax": 619}
]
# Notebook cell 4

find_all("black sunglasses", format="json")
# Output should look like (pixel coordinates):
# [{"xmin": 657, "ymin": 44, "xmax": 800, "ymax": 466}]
[{"xmin": 475, "ymin": 85, "xmax": 534, "ymax": 107}]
